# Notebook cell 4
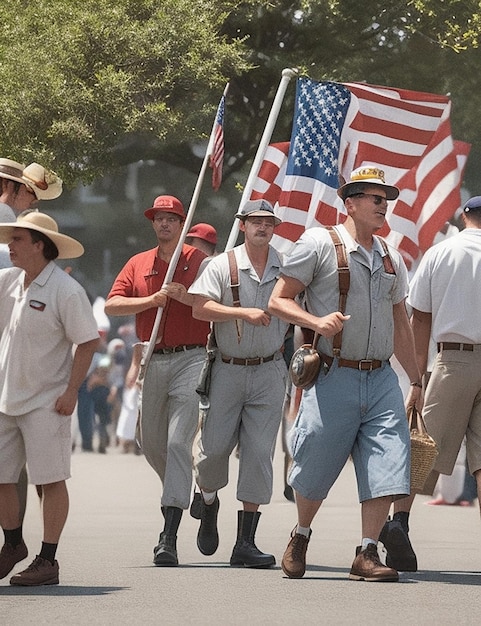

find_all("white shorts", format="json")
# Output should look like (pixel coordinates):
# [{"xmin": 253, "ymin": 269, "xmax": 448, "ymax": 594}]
[{"xmin": 0, "ymin": 407, "xmax": 72, "ymax": 484}]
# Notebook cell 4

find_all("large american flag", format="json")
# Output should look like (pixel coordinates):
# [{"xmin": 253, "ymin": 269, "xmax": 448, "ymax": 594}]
[
  {"xmin": 250, "ymin": 77, "xmax": 470, "ymax": 268},
  {"xmin": 210, "ymin": 94, "xmax": 225, "ymax": 191}
]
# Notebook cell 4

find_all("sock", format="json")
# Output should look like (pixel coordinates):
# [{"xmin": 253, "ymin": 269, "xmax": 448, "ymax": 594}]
[
  {"xmin": 361, "ymin": 538, "xmax": 377, "ymax": 550},
  {"xmin": 39, "ymin": 541, "xmax": 58, "ymax": 564},
  {"xmin": 4, "ymin": 526, "xmax": 23, "ymax": 548},
  {"xmin": 296, "ymin": 525, "xmax": 311, "ymax": 538},
  {"xmin": 201, "ymin": 490, "xmax": 217, "ymax": 505}
]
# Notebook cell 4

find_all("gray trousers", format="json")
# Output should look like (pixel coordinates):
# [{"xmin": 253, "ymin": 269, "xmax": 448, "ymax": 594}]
[
  {"xmin": 141, "ymin": 348, "xmax": 205, "ymax": 509},
  {"xmin": 195, "ymin": 355, "xmax": 287, "ymax": 504}
]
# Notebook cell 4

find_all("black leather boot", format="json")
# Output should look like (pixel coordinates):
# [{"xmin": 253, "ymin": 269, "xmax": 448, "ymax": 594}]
[
  {"xmin": 197, "ymin": 494, "xmax": 220, "ymax": 555},
  {"xmin": 230, "ymin": 510, "xmax": 275, "ymax": 568},
  {"xmin": 153, "ymin": 506, "xmax": 183, "ymax": 566},
  {"xmin": 379, "ymin": 512, "xmax": 417, "ymax": 572}
]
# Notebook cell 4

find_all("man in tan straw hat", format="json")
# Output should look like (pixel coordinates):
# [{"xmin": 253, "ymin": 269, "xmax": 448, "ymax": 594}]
[
  {"xmin": 0, "ymin": 159, "xmax": 64, "ymax": 537},
  {"xmin": 0, "ymin": 210, "xmax": 100, "ymax": 586},
  {"xmin": 0, "ymin": 159, "xmax": 62, "ymax": 218}
]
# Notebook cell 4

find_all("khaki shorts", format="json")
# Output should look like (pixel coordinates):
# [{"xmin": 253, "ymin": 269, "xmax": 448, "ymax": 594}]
[
  {"xmin": 0, "ymin": 407, "xmax": 71, "ymax": 484},
  {"xmin": 424, "ymin": 348, "xmax": 481, "ymax": 475}
]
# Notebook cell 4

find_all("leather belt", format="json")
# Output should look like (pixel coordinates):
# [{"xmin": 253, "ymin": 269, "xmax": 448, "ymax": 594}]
[
  {"xmin": 153, "ymin": 344, "xmax": 204, "ymax": 354},
  {"xmin": 322, "ymin": 354, "xmax": 383, "ymax": 371},
  {"xmin": 221, "ymin": 354, "xmax": 276, "ymax": 366},
  {"xmin": 437, "ymin": 342, "xmax": 474, "ymax": 352}
]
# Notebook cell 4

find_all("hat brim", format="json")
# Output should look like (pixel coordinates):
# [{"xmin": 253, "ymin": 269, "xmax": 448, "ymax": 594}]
[
  {"xmin": 235, "ymin": 210, "xmax": 282, "ymax": 226},
  {"xmin": 30, "ymin": 182, "xmax": 63, "ymax": 201},
  {"xmin": 337, "ymin": 180, "xmax": 399, "ymax": 201},
  {"xmin": 144, "ymin": 208, "xmax": 185, "ymax": 220},
  {"xmin": 0, "ymin": 172, "xmax": 25, "ymax": 186},
  {"xmin": 0, "ymin": 222, "xmax": 84, "ymax": 259}
]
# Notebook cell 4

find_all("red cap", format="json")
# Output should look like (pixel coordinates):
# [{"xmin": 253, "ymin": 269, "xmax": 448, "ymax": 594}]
[
  {"xmin": 144, "ymin": 195, "xmax": 185, "ymax": 220},
  {"xmin": 186, "ymin": 222, "xmax": 217, "ymax": 245}
]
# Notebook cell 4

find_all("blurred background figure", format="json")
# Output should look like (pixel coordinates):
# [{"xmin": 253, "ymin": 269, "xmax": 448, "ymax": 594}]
[
  {"xmin": 116, "ymin": 343, "xmax": 143, "ymax": 454},
  {"xmin": 186, "ymin": 223, "xmax": 217, "ymax": 258}
]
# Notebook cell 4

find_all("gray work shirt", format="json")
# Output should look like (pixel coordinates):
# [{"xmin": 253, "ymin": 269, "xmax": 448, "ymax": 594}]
[
  {"xmin": 189, "ymin": 243, "xmax": 288, "ymax": 358},
  {"xmin": 280, "ymin": 224, "xmax": 408, "ymax": 361}
]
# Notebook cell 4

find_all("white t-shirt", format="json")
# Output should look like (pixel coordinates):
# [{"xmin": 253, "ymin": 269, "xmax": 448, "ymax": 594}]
[{"xmin": 408, "ymin": 228, "xmax": 481, "ymax": 343}]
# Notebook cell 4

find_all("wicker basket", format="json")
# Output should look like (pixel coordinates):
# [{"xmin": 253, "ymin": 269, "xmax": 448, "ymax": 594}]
[{"xmin": 408, "ymin": 406, "xmax": 439, "ymax": 493}]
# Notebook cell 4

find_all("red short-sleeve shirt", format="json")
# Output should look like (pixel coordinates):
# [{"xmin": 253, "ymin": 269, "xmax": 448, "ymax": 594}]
[{"xmin": 108, "ymin": 245, "xmax": 210, "ymax": 347}]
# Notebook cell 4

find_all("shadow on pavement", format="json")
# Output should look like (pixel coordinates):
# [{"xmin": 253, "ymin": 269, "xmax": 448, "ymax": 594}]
[{"xmin": 0, "ymin": 586, "xmax": 126, "ymax": 596}]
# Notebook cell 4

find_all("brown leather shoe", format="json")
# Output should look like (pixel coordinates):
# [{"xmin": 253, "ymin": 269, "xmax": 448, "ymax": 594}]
[
  {"xmin": 0, "ymin": 541, "xmax": 28, "ymax": 579},
  {"xmin": 10, "ymin": 556, "xmax": 59, "ymax": 586},
  {"xmin": 349, "ymin": 543, "xmax": 398, "ymax": 582},
  {"xmin": 281, "ymin": 528, "xmax": 311, "ymax": 578}
]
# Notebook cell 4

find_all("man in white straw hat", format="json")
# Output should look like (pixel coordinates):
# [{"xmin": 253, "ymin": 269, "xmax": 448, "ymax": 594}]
[
  {"xmin": 0, "ymin": 158, "xmax": 64, "ymax": 537},
  {"xmin": 269, "ymin": 165, "xmax": 421, "ymax": 582},
  {"xmin": 0, "ymin": 210, "xmax": 100, "ymax": 586},
  {"xmin": 0, "ymin": 159, "xmax": 62, "ymax": 218}
]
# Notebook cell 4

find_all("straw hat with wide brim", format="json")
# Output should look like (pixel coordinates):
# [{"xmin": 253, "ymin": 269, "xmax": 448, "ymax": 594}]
[
  {"xmin": 22, "ymin": 163, "xmax": 63, "ymax": 200},
  {"xmin": 0, "ymin": 159, "xmax": 63, "ymax": 200},
  {"xmin": 0, "ymin": 211, "xmax": 84, "ymax": 259}
]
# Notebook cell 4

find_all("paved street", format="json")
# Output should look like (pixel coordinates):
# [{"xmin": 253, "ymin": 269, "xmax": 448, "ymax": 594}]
[{"xmin": 2, "ymin": 437, "xmax": 481, "ymax": 625}]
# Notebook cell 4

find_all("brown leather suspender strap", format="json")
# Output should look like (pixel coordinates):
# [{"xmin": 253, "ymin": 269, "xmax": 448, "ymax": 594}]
[
  {"xmin": 376, "ymin": 236, "xmax": 396, "ymax": 275},
  {"xmin": 227, "ymin": 249, "xmax": 242, "ymax": 342},
  {"xmin": 227, "ymin": 249, "xmax": 240, "ymax": 307},
  {"xmin": 326, "ymin": 227, "xmax": 350, "ymax": 357}
]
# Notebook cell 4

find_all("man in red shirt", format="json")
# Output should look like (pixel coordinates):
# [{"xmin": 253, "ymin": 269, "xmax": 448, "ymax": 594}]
[{"xmin": 105, "ymin": 195, "xmax": 210, "ymax": 566}]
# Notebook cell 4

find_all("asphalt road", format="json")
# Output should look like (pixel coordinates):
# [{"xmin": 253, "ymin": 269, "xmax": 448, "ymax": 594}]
[{"xmin": 2, "ymin": 437, "xmax": 481, "ymax": 625}]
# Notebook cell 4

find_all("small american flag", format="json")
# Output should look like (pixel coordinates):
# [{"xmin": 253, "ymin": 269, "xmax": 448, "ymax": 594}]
[
  {"xmin": 250, "ymin": 77, "xmax": 470, "ymax": 268},
  {"xmin": 210, "ymin": 94, "xmax": 225, "ymax": 191}
]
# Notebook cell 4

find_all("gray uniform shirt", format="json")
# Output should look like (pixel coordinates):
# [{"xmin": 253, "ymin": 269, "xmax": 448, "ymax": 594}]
[
  {"xmin": 189, "ymin": 243, "xmax": 288, "ymax": 359},
  {"xmin": 281, "ymin": 224, "xmax": 408, "ymax": 361}
]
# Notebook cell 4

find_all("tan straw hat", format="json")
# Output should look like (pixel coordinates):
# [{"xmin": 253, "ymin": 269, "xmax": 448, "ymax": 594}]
[
  {"xmin": 0, "ymin": 158, "xmax": 26, "ymax": 185},
  {"xmin": 0, "ymin": 211, "xmax": 84, "ymax": 259},
  {"xmin": 22, "ymin": 163, "xmax": 63, "ymax": 200},
  {"xmin": 0, "ymin": 158, "xmax": 63, "ymax": 200}
]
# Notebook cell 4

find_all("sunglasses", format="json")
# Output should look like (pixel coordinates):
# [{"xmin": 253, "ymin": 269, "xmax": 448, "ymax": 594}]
[{"xmin": 347, "ymin": 193, "xmax": 388, "ymax": 206}]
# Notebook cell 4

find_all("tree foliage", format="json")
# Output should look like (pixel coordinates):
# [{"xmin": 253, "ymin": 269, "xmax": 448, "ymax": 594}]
[
  {"xmin": 0, "ymin": 0, "xmax": 248, "ymax": 184},
  {"xmin": 1, "ymin": 0, "xmax": 481, "ymax": 188}
]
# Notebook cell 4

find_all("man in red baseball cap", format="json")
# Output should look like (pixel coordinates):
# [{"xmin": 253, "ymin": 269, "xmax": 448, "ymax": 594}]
[
  {"xmin": 186, "ymin": 223, "xmax": 217, "ymax": 257},
  {"xmin": 105, "ymin": 194, "xmax": 210, "ymax": 567}
]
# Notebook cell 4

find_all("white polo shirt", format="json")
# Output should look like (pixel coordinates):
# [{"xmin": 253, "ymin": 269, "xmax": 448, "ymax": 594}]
[
  {"xmin": 0, "ymin": 262, "xmax": 99, "ymax": 415},
  {"xmin": 408, "ymin": 228, "xmax": 481, "ymax": 343}
]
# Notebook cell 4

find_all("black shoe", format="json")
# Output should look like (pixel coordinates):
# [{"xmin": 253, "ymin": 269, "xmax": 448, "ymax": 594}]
[
  {"xmin": 230, "ymin": 538, "xmax": 276, "ymax": 568},
  {"xmin": 379, "ymin": 518, "xmax": 417, "ymax": 572},
  {"xmin": 283, "ymin": 485, "xmax": 295, "ymax": 502},
  {"xmin": 197, "ymin": 495, "xmax": 220, "ymax": 556},
  {"xmin": 190, "ymin": 491, "xmax": 202, "ymax": 520},
  {"xmin": 229, "ymin": 511, "xmax": 275, "ymax": 568},
  {"xmin": 153, "ymin": 533, "xmax": 178, "ymax": 566}
]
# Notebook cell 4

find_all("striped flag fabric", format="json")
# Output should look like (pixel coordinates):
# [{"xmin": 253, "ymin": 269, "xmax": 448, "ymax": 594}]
[
  {"xmin": 250, "ymin": 77, "xmax": 470, "ymax": 268},
  {"xmin": 210, "ymin": 94, "xmax": 226, "ymax": 191}
]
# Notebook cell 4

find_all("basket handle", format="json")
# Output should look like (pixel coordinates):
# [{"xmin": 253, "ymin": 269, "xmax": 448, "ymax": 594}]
[{"xmin": 407, "ymin": 405, "xmax": 428, "ymax": 435}]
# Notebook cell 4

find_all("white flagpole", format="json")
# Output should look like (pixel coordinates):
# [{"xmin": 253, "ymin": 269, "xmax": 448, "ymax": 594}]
[
  {"xmin": 224, "ymin": 67, "xmax": 297, "ymax": 250},
  {"xmin": 139, "ymin": 83, "xmax": 230, "ymax": 378}
]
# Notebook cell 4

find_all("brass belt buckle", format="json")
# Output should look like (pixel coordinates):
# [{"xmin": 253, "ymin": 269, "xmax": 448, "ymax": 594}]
[{"xmin": 359, "ymin": 360, "xmax": 373, "ymax": 371}]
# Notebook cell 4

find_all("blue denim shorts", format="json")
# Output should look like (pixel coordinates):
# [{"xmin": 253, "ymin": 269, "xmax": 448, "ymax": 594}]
[{"xmin": 288, "ymin": 360, "xmax": 410, "ymax": 502}]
